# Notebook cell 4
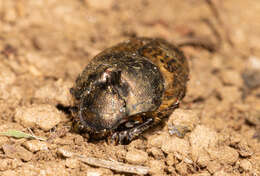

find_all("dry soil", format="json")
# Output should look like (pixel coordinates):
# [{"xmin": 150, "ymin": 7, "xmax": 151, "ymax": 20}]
[{"xmin": 0, "ymin": 0, "xmax": 260, "ymax": 175}]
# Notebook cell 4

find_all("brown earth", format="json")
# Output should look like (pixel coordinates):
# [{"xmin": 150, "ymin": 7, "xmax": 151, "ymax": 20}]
[{"xmin": 0, "ymin": 0, "xmax": 260, "ymax": 175}]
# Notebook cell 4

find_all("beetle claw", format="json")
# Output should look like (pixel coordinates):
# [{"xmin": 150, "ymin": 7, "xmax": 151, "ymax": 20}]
[
  {"xmin": 109, "ymin": 117, "xmax": 154, "ymax": 145},
  {"xmin": 109, "ymin": 131, "xmax": 129, "ymax": 145},
  {"xmin": 109, "ymin": 132, "xmax": 119, "ymax": 145}
]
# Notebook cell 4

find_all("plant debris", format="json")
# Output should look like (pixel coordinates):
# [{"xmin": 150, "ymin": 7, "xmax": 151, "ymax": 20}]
[{"xmin": 0, "ymin": 129, "xmax": 46, "ymax": 141}]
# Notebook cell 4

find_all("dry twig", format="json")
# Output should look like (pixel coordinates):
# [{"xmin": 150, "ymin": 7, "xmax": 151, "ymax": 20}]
[
  {"xmin": 58, "ymin": 148, "xmax": 149, "ymax": 175},
  {"xmin": 75, "ymin": 154, "xmax": 149, "ymax": 175}
]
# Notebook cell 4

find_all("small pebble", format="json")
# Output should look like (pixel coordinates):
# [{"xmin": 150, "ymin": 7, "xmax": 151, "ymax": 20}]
[
  {"xmin": 14, "ymin": 104, "xmax": 62, "ymax": 131},
  {"xmin": 207, "ymin": 161, "xmax": 221, "ymax": 174},
  {"xmin": 239, "ymin": 159, "xmax": 252, "ymax": 171},
  {"xmin": 86, "ymin": 170, "xmax": 102, "ymax": 176},
  {"xmin": 0, "ymin": 159, "xmax": 22, "ymax": 171},
  {"xmin": 125, "ymin": 149, "xmax": 148, "ymax": 165},
  {"xmin": 237, "ymin": 140, "xmax": 253, "ymax": 157},
  {"xmin": 22, "ymin": 140, "xmax": 48, "ymax": 152},
  {"xmin": 57, "ymin": 147, "xmax": 73, "ymax": 158},
  {"xmin": 2, "ymin": 144, "xmax": 33, "ymax": 162},
  {"xmin": 189, "ymin": 125, "xmax": 218, "ymax": 150},
  {"xmin": 168, "ymin": 109, "xmax": 199, "ymax": 137},
  {"xmin": 38, "ymin": 161, "xmax": 68, "ymax": 176},
  {"xmin": 165, "ymin": 153, "xmax": 177, "ymax": 166},
  {"xmin": 148, "ymin": 159, "xmax": 165, "ymax": 175},
  {"xmin": 147, "ymin": 147, "xmax": 164, "ymax": 160},
  {"xmin": 53, "ymin": 138, "xmax": 74, "ymax": 145},
  {"xmin": 147, "ymin": 133, "xmax": 165, "ymax": 148},
  {"xmin": 176, "ymin": 162, "xmax": 188, "ymax": 176},
  {"xmin": 209, "ymin": 146, "xmax": 239, "ymax": 165},
  {"xmin": 189, "ymin": 125, "xmax": 218, "ymax": 166},
  {"xmin": 65, "ymin": 158, "xmax": 79, "ymax": 169},
  {"xmin": 161, "ymin": 136, "xmax": 190, "ymax": 155},
  {"xmin": 196, "ymin": 150, "xmax": 210, "ymax": 167}
]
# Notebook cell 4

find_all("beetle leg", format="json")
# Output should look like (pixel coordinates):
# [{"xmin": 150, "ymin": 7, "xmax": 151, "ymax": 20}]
[{"xmin": 110, "ymin": 117, "xmax": 154, "ymax": 144}]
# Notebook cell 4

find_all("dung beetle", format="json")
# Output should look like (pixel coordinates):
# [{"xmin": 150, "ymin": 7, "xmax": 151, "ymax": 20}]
[{"xmin": 70, "ymin": 37, "xmax": 189, "ymax": 144}]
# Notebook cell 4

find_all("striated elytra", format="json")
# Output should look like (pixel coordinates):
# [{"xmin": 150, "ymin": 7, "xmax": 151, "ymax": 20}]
[{"xmin": 70, "ymin": 37, "xmax": 189, "ymax": 144}]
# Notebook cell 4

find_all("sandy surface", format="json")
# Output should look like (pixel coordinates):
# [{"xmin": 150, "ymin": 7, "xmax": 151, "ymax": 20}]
[{"xmin": 0, "ymin": 0, "xmax": 260, "ymax": 175}]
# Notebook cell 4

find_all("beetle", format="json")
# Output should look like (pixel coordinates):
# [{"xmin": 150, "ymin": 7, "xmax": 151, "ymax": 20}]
[{"xmin": 70, "ymin": 37, "xmax": 189, "ymax": 144}]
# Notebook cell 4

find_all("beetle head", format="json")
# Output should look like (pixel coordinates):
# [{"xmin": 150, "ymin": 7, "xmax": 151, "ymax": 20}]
[{"xmin": 76, "ymin": 68, "xmax": 127, "ymax": 133}]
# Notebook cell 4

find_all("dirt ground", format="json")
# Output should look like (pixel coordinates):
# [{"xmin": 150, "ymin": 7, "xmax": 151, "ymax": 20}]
[{"xmin": 0, "ymin": 0, "xmax": 260, "ymax": 175}]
